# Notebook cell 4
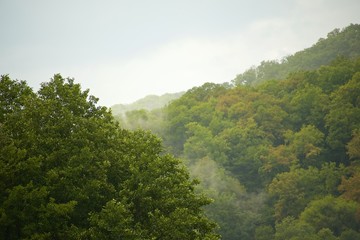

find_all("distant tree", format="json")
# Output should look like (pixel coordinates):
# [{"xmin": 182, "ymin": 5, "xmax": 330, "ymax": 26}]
[
  {"xmin": 269, "ymin": 163, "xmax": 345, "ymax": 221},
  {"xmin": 274, "ymin": 217, "xmax": 317, "ymax": 240},
  {"xmin": 300, "ymin": 196, "xmax": 359, "ymax": 236},
  {"xmin": 284, "ymin": 125, "xmax": 325, "ymax": 167},
  {"xmin": 346, "ymin": 129, "xmax": 360, "ymax": 160},
  {"xmin": 325, "ymin": 72, "xmax": 360, "ymax": 163},
  {"xmin": 288, "ymin": 84, "xmax": 329, "ymax": 130},
  {"xmin": 255, "ymin": 225, "xmax": 274, "ymax": 240}
]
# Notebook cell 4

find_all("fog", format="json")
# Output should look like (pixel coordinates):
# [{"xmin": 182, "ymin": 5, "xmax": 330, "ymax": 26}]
[{"xmin": 1, "ymin": 0, "xmax": 359, "ymax": 106}]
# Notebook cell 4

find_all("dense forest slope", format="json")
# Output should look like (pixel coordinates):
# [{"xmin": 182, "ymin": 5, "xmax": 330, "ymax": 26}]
[
  {"xmin": 116, "ymin": 24, "xmax": 360, "ymax": 240},
  {"xmin": 161, "ymin": 57, "xmax": 360, "ymax": 239},
  {"xmin": 1, "ymin": 24, "xmax": 359, "ymax": 240}
]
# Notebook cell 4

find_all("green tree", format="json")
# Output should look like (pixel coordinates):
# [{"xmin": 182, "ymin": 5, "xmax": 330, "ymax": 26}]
[
  {"xmin": 347, "ymin": 129, "xmax": 360, "ymax": 160},
  {"xmin": 288, "ymin": 84, "xmax": 329, "ymax": 130},
  {"xmin": 269, "ymin": 163, "xmax": 345, "ymax": 221},
  {"xmin": 284, "ymin": 125, "xmax": 325, "ymax": 167},
  {"xmin": 274, "ymin": 216, "xmax": 317, "ymax": 240},
  {"xmin": 300, "ymin": 196, "xmax": 360, "ymax": 236},
  {"xmin": 255, "ymin": 225, "xmax": 274, "ymax": 240},
  {"xmin": 219, "ymin": 118, "xmax": 271, "ymax": 190},
  {"xmin": 0, "ymin": 75, "xmax": 34, "ymax": 122},
  {"xmin": 184, "ymin": 122, "xmax": 228, "ymax": 164},
  {"xmin": 325, "ymin": 73, "xmax": 360, "ymax": 164},
  {"xmin": 0, "ymin": 75, "xmax": 219, "ymax": 239}
]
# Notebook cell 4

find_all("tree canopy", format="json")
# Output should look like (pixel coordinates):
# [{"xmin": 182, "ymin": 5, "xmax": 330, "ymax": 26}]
[
  {"xmin": 0, "ymin": 74, "xmax": 219, "ymax": 239},
  {"xmin": 117, "ymin": 55, "xmax": 360, "ymax": 239}
]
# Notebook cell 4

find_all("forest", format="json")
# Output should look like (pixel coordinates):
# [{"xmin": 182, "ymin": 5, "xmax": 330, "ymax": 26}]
[
  {"xmin": 1, "ymin": 24, "xmax": 360, "ymax": 239},
  {"xmin": 115, "ymin": 24, "xmax": 360, "ymax": 240}
]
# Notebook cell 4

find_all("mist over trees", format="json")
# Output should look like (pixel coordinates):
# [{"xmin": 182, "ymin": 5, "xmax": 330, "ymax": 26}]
[
  {"xmin": 116, "ymin": 24, "xmax": 360, "ymax": 240},
  {"xmin": 1, "ymin": 24, "xmax": 360, "ymax": 240},
  {"xmin": 111, "ymin": 92, "xmax": 184, "ymax": 117}
]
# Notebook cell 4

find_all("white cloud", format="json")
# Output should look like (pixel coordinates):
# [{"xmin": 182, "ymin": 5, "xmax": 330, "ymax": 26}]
[
  {"xmin": 74, "ymin": 23, "xmax": 313, "ymax": 106},
  {"xmin": 2, "ymin": 0, "xmax": 359, "ymax": 107}
]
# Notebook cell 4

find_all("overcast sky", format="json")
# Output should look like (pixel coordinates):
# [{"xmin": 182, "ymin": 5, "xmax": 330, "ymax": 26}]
[{"xmin": 1, "ymin": 0, "xmax": 359, "ymax": 106}]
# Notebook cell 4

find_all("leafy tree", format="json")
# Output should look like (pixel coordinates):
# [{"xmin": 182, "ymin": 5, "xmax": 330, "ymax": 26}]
[
  {"xmin": 288, "ymin": 84, "xmax": 329, "ymax": 130},
  {"xmin": 184, "ymin": 122, "xmax": 228, "ymax": 164},
  {"xmin": 300, "ymin": 196, "xmax": 360, "ymax": 236},
  {"xmin": 255, "ymin": 225, "xmax": 274, "ymax": 240},
  {"xmin": 274, "ymin": 216, "xmax": 317, "ymax": 240},
  {"xmin": 259, "ymin": 144, "xmax": 297, "ymax": 184},
  {"xmin": 88, "ymin": 199, "xmax": 138, "ymax": 239},
  {"xmin": 164, "ymin": 83, "xmax": 230, "ymax": 154},
  {"xmin": 269, "ymin": 163, "xmax": 345, "ymax": 221},
  {"xmin": 219, "ymin": 118, "xmax": 271, "ymax": 190},
  {"xmin": 316, "ymin": 228, "xmax": 339, "ymax": 240},
  {"xmin": 284, "ymin": 125, "xmax": 325, "ymax": 167},
  {"xmin": 0, "ymin": 75, "xmax": 34, "ymax": 122},
  {"xmin": 314, "ymin": 57, "xmax": 359, "ymax": 93},
  {"xmin": 338, "ymin": 164, "xmax": 360, "ymax": 203},
  {"xmin": 339, "ymin": 229, "xmax": 360, "ymax": 240},
  {"xmin": 325, "ymin": 72, "xmax": 360, "ymax": 163},
  {"xmin": 347, "ymin": 129, "xmax": 360, "ymax": 160},
  {"xmin": 0, "ymin": 75, "xmax": 219, "ymax": 239}
]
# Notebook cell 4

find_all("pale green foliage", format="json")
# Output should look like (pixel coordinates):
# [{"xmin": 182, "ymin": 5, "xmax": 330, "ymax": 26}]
[{"xmin": 111, "ymin": 92, "xmax": 184, "ymax": 116}]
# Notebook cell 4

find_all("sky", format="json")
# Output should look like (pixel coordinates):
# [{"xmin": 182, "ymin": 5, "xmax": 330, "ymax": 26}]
[{"xmin": 1, "ymin": 0, "xmax": 359, "ymax": 107}]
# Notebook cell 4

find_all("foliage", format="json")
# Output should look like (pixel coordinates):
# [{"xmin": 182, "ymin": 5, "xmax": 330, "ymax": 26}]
[
  {"xmin": 299, "ymin": 195, "xmax": 359, "ymax": 236},
  {"xmin": 159, "ymin": 54, "xmax": 360, "ymax": 238},
  {"xmin": 3, "ymin": 24, "xmax": 360, "ymax": 240},
  {"xmin": 0, "ymin": 74, "xmax": 219, "ymax": 239}
]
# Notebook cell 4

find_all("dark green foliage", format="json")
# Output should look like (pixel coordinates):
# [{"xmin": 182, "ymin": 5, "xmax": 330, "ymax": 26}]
[{"xmin": 0, "ymin": 74, "xmax": 219, "ymax": 239}]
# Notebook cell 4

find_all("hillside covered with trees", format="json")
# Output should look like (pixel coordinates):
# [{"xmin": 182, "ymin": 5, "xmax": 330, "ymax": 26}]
[
  {"xmin": 161, "ymin": 56, "xmax": 360, "ymax": 239},
  {"xmin": 116, "ymin": 24, "xmax": 360, "ymax": 239},
  {"xmin": 1, "ymin": 24, "xmax": 360, "ymax": 240}
]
